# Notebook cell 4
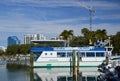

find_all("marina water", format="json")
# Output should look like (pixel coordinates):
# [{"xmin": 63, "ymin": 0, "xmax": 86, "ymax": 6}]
[
  {"xmin": 0, "ymin": 62, "xmax": 100, "ymax": 81},
  {"xmin": 0, "ymin": 64, "xmax": 30, "ymax": 81}
]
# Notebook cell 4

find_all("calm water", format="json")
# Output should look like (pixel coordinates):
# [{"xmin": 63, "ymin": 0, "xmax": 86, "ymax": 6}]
[
  {"xmin": 0, "ymin": 64, "xmax": 99, "ymax": 81},
  {"xmin": 0, "ymin": 65, "xmax": 30, "ymax": 81},
  {"xmin": 33, "ymin": 68, "xmax": 99, "ymax": 81}
]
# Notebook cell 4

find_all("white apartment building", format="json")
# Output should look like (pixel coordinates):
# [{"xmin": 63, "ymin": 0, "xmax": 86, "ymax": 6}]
[
  {"xmin": 0, "ymin": 46, "xmax": 6, "ymax": 52},
  {"xmin": 24, "ymin": 34, "xmax": 46, "ymax": 44}
]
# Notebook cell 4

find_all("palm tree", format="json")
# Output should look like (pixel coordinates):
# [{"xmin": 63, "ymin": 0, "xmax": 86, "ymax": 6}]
[
  {"xmin": 81, "ymin": 28, "xmax": 90, "ymax": 38},
  {"xmin": 95, "ymin": 29, "xmax": 107, "ymax": 40},
  {"xmin": 111, "ymin": 32, "xmax": 120, "ymax": 55},
  {"xmin": 60, "ymin": 30, "xmax": 73, "ymax": 40},
  {"xmin": 81, "ymin": 28, "xmax": 93, "ymax": 45},
  {"xmin": 60, "ymin": 30, "xmax": 74, "ymax": 46}
]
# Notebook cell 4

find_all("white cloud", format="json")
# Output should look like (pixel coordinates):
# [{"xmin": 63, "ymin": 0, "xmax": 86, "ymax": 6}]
[
  {"xmin": 0, "ymin": 16, "xmax": 120, "ymax": 36},
  {"xmin": 93, "ymin": 23, "xmax": 120, "ymax": 35},
  {"xmin": 0, "ymin": 0, "xmax": 80, "ymax": 7},
  {"xmin": 93, "ymin": 14, "xmax": 120, "ymax": 20},
  {"xmin": 0, "ymin": 0, "xmax": 119, "ymax": 34},
  {"xmin": 1, "ymin": 0, "xmax": 119, "ymax": 11},
  {"xmin": 0, "ymin": 0, "xmax": 120, "ymax": 46},
  {"xmin": 93, "ymin": 1, "xmax": 120, "ymax": 10}
]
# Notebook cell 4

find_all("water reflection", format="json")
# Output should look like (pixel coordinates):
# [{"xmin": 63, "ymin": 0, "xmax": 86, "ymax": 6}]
[
  {"xmin": 1, "ymin": 63, "xmax": 100, "ymax": 81},
  {"xmin": 32, "ymin": 68, "xmax": 100, "ymax": 81},
  {"xmin": 0, "ymin": 64, "xmax": 30, "ymax": 81}
]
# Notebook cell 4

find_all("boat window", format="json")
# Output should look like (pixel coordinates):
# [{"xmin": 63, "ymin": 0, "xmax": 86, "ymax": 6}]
[
  {"xmin": 105, "ymin": 48, "xmax": 112, "ymax": 51},
  {"xmin": 34, "ymin": 52, "xmax": 42, "ymax": 61},
  {"xmin": 81, "ymin": 52, "xmax": 85, "ymax": 57},
  {"xmin": 86, "ymin": 52, "xmax": 95, "ymax": 57},
  {"xmin": 96, "ymin": 52, "xmax": 104, "ymax": 57},
  {"xmin": 82, "ymin": 76, "xmax": 86, "ymax": 81},
  {"xmin": 50, "ymin": 53, "xmax": 52, "ymax": 55},
  {"xmin": 67, "ymin": 77, "xmax": 72, "ymax": 81},
  {"xmin": 67, "ymin": 52, "xmax": 72, "ymax": 57},
  {"xmin": 87, "ymin": 76, "xmax": 96, "ymax": 81},
  {"xmin": 57, "ymin": 76, "xmax": 66, "ymax": 81},
  {"xmin": 108, "ymin": 48, "xmax": 112, "ymax": 51},
  {"xmin": 45, "ymin": 53, "xmax": 47, "ymax": 55},
  {"xmin": 105, "ymin": 48, "xmax": 107, "ymax": 51},
  {"xmin": 57, "ymin": 52, "xmax": 66, "ymax": 57}
]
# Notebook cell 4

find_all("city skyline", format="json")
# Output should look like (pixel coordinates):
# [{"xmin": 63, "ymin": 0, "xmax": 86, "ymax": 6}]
[
  {"xmin": 0, "ymin": 0, "xmax": 120, "ymax": 47},
  {"xmin": 7, "ymin": 36, "xmax": 20, "ymax": 46}
]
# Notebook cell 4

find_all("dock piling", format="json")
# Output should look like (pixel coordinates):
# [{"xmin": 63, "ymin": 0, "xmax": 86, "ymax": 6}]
[
  {"xmin": 30, "ymin": 53, "xmax": 34, "ymax": 68},
  {"xmin": 72, "ymin": 50, "xmax": 76, "ymax": 81},
  {"xmin": 72, "ymin": 50, "xmax": 76, "ymax": 75},
  {"xmin": 77, "ymin": 51, "xmax": 80, "ymax": 73},
  {"xmin": 106, "ymin": 54, "xmax": 109, "ymax": 65}
]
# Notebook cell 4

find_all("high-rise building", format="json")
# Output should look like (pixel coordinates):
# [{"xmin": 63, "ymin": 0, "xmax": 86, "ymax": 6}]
[
  {"xmin": 24, "ymin": 34, "xmax": 46, "ymax": 44},
  {"xmin": 7, "ymin": 36, "xmax": 20, "ymax": 46}
]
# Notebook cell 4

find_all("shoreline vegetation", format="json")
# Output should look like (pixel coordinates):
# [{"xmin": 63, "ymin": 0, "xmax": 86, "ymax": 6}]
[
  {"xmin": 0, "ymin": 54, "xmax": 31, "ymax": 71},
  {"xmin": 0, "ymin": 54, "xmax": 30, "ymax": 66}
]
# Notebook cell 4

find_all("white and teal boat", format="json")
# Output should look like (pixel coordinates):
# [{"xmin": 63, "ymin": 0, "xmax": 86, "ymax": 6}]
[{"xmin": 30, "ymin": 45, "xmax": 113, "ymax": 68}]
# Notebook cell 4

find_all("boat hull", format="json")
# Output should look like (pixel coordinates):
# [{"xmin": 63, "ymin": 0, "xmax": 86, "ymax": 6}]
[
  {"xmin": 33, "ymin": 57, "xmax": 105, "ymax": 68},
  {"xmin": 33, "ymin": 61, "xmax": 103, "ymax": 68}
]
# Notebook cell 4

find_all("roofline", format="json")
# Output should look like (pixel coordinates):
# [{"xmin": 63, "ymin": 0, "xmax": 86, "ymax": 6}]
[{"xmin": 31, "ymin": 40, "xmax": 65, "ymax": 43}]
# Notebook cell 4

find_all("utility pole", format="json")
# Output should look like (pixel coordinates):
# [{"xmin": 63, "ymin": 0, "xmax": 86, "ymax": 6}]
[
  {"xmin": 89, "ymin": 7, "xmax": 95, "ymax": 32},
  {"xmin": 78, "ymin": 0, "xmax": 95, "ymax": 45},
  {"xmin": 89, "ymin": 7, "xmax": 95, "ymax": 45}
]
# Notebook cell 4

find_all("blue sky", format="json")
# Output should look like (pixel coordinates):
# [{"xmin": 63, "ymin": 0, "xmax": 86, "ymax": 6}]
[{"xmin": 0, "ymin": 0, "xmax": 120, "ymax": 47}]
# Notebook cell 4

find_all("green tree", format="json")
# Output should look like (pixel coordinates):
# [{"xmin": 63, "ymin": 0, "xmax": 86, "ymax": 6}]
[
  {"xmin": 6, "ymin": 44, "xmax": 32, "ymax": 56},
  {"xmin": 81, "ymin": 28, "xmax": 90, "ymax": 38},
  {"xmin": 81, "ymin": 28, "xmax": 108, "ymax": 45},
  {"xmin": 60, "ymin": 30, "xmax": 74, "ymax": 46},
  {"xmin": 19, "ymin": 44, "xmax": 30, "ymax": 55},
  {"xmin": 111, "ymin": 32, "xmax": 120, "ymax": 55},
  {"xmin": 6, "ymin": 45, "xmax": 20, "ymax": 56},
  {"xmin": 0, "ymin": 49, "xmax": 4, "ymax": 56},
  {"xmin": 81, "ymin": 28, "xmax": 93, "ymax": 45},
  {"xmin": 70, "ymin": 36, "xmax": 89, "ymax": 46},
  {"xmin": 95, "ymin": 29, "xmax": 107, "ymax": 40},
  {"xmin": 60, "ymin": 30, "xmax": 74, "ymax": 40}
]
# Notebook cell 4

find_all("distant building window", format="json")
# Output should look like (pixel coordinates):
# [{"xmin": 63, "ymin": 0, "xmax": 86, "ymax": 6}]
[{"xmin": 86, "ymin": 52, "xmax": 95, "ymax": 57}]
